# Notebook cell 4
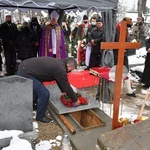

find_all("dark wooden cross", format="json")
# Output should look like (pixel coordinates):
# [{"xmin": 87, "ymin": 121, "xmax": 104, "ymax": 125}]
[{"xmin": 101, "ymin": 21, "xmax": 141, "ymax": 130}]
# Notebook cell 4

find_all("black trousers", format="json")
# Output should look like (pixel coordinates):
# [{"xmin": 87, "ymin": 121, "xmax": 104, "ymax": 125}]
[
  {"xmin": 4, "ymin": 44, "xmax": 16, "ymax": 75},
  {"xmin": 89, "ymin": 52, "xmax": 101, "ymax": 68}
]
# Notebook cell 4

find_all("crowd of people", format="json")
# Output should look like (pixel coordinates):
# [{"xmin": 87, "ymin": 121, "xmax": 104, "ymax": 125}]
[{"xmin": 0, "ymin": 10, "xmax": 149, "ymax": 123}]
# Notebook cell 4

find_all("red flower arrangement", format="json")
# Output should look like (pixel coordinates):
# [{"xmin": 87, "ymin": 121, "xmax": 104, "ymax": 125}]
[
  {"xmin": 60, "ymin": 93, "xmax": 89, "ymax": 107},
  {"xmin": 77, "ymin": 39, "xmax": 86, "ymax": 66}
]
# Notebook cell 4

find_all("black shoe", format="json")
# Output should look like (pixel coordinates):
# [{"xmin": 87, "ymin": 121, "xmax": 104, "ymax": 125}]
[
  {"xmin": 4, "ymin": 73, "xmax": 10, "ymax": 76},
  {"xmin": 126, "ymin": 92, "xmax": 136, "ymax": 98},
  {"xmin": 36, "ymin": 117, "xmax": 53, "ymax": 123}
]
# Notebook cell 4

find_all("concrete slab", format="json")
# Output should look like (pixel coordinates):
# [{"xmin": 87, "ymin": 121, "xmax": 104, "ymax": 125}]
[
  {"xmin": 97, "ymin": 119, "xmax": 150, "ymax": 150},
  {"xmin": 46, "ymin": 84, "xmax": 100, "ymax": 114}
]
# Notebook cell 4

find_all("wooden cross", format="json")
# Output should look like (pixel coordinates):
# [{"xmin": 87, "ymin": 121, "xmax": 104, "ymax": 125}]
[{"xmin": 101, "ymin": 21, "xmax": 141, "ymax": 130}]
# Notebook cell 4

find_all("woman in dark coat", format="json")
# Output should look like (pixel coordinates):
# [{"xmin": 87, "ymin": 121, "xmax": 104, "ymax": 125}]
[
  {"xmin": 141, "ymin": 38, "xmax": 150, "ymax": 89},
  {"xmin": 16, "ymin": 22, "xmax": 35, "ymax": 61}
]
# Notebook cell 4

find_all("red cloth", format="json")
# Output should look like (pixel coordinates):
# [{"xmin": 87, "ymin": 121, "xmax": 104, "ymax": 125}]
[
  {"xmin": 43, "ymin": 70, "xmax": 99, "ymax": 88},
  {"xmin": 68, "ymin": 70, "xmax": 99, "ymax": 88},
  {"xmin": 90, "ymin": 67, "xmax": 110, "ymax": 74}
]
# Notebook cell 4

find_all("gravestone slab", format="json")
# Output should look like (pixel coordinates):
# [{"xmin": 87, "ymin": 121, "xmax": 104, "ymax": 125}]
[
  {"xmin": 0, "ymin": 75, "xmax": 33, "ymax": 132},
  {"xmin": 46, "ymin": 84, "xmax": 100, "ymax": 114},
  {"xmin": 97, "ymin": 119, "xmax": 150, "ymax": 150}
]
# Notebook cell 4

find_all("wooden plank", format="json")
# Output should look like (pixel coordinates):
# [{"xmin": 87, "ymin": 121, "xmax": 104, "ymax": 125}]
[
  {"xmin": 59, "ymin": 114, "xmax": 76, "ymax": 134},
  {"xmin": 101, "ymin": 42, "xmax": 141, "ymax": 49},
  {"xmin": 137, "ymin": 87, "xmax": 150, "ymax": 119}
]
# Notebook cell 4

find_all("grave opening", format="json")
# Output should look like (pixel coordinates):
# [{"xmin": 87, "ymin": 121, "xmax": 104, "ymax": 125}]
[{"xmin": 70, "ymin": 109, "xmax": 105, "ymax": 130}]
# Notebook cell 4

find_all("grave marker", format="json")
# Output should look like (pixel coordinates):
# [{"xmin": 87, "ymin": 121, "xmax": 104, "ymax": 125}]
[{"xmin": 0, "ymin": 75, "xmax": 33, "ymax": 132}]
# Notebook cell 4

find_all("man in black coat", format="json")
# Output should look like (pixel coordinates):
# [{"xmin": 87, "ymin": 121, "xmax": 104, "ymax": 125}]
[
  {"xmin": 0, "ymin": 15, "xmax": 18, "ymax": 76},
  {"xmin": 18, "ymin": 57, "xmax": 81, "ymax": 123},
  {"xmin": 89, "ymin": 17, "xmax": 104, "ymax": 68}
]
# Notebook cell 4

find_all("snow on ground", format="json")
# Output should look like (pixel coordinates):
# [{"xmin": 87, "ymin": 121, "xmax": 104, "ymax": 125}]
[
  {"xmin": 128, "ymin": 47, "xmax": 146, "ymax": 65},
  {"xmin": 0, "ymin": 128, "xmax": 63, "ymax": 150}
]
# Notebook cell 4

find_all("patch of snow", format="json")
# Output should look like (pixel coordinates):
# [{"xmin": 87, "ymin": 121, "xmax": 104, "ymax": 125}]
[
  {"xmin": 2, "ymin": 136, "xmax": 33, "ymax": 150},
  {"xmin": 0, "ymin": 130, "xmax": 23, "ymax": 139},
  {"xmin": 35, "ymin": 140, "xmax": 52, "ymax": 150}
]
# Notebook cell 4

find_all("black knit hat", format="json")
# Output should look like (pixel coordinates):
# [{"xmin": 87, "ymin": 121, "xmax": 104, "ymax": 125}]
[
  {"xmin": 83, "ymin": 15, "xmax": 88, "ymax": 20},
  {"xmin": 96, "ymin": 17, "xmax": 103, "ymax": 22},
  {"xmin": 31, "ymin": 17, "xmax": 38, "ymax": 22}
]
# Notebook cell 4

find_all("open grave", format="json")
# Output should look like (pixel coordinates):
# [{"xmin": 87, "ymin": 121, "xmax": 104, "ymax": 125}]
[{"xmin": 46, "ymin": 84, "xmax": 112, "ymax": 150}]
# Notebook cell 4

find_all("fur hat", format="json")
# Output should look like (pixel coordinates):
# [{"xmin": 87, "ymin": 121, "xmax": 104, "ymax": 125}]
[
  {"xmin": 123, "ymin": 17, "xmax": 133, "ymax": 27},
  {"xmin": 83, "ymin": 15, "xmax": 88, "ymax": 20},
  {"xmin": 137, "ymin": 17, "xmax": 142, "ymax": 20},
  {"xmin": 50, "ymin": 10, "xmax": 59, "ymax": 20},
  {"xmin": 6, "ymin": 15, "xmax": 11, "ymax": 18}
]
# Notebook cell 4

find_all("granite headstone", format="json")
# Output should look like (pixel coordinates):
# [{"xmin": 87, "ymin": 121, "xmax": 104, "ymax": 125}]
[{"xmin": 0, "ymin": 75, "xmax": 33, "ymax": 132}]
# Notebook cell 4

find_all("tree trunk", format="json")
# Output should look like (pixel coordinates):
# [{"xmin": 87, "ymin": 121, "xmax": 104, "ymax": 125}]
[
  {"xmin": 142, "ymin": 0, "xmax": 147, "ymax": 14},
  {"xmin": 138, "ymin": 0, "xmax": 147, "ymax": 17}
]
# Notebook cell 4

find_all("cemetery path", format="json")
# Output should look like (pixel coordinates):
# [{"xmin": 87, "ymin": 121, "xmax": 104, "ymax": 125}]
[{"xmin": 33, "ymin": 82, "xmax": 150, "ymax": 150}]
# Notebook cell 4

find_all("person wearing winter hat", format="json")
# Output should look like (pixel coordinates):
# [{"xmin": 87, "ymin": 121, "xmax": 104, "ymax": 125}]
[
  {"xmin": 132, "ymin": 16, "xmax": 146, "ymax": 47},
  {"xmin": 39, "ymin": 10, "xmax": 66, "ymax": 58},
  {"xmin": 29, "ymin": 17, "xmax": 43, "ymax": 57},
  {"xmin": 76, "ymin": 15, "xmax": 90, "ymax": 40},
  {"xmin": 75, "ymin": 14, "xmax": 90, "ymax": 65}
]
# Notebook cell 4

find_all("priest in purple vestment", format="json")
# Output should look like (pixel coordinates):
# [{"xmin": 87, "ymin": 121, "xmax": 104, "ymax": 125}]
[{"xmin": 39, "ymin": 10, "xmax": 66, "ymax": 59}]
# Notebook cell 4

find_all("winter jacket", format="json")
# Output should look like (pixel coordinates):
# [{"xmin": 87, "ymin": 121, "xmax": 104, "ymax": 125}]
[
  {"xmin": 90, "ymin": 26, "xmax": 104, "ymax": 53},
  {"xmin": 16, "ymin": 27, "xmax": 35, "ymax": 61}
]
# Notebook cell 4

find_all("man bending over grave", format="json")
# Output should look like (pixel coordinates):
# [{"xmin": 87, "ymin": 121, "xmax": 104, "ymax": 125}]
[{"xmin": 17, "ymin": 57, "xmax": 81, "ymax": 123}]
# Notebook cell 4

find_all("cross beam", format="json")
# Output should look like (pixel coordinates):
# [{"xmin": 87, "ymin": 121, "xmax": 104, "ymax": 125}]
[{"xmin": 101, "ymin": 21, "xmax": 141, "ymax": 130}]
